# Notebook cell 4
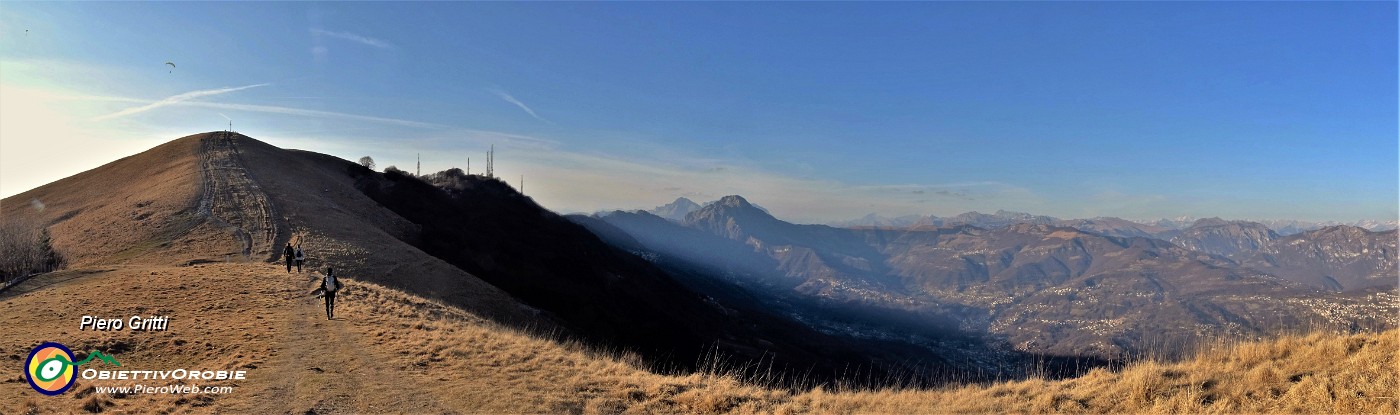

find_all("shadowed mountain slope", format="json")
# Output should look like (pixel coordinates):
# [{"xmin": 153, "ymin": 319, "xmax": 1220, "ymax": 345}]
[
  {"xmin": 2, "ymin": 132, "xmax": 532, "ymax": 323},
  {"xmin": 594, "ymin": 196, "xmax": 1397, "ymax": 359},
  {"xmin": 350, "ymin": 168, "xmax": 971, "ymax": 381},
  {"xmin": 225, "ymin": 136, "xmax": 531, "ymax": 323},
  {"xmin": 6, "ymin": 263, "xmax": 1392, "ymax": 414},
  {"xmin": 2, "ymin": 132, "xmax": 1001, "ymax": 384}
]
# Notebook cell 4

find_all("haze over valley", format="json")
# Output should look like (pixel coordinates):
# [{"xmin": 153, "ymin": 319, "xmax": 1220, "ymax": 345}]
[{"xmin": 2, "ymin": 2, "xmax": 1395, "ymax": 414}]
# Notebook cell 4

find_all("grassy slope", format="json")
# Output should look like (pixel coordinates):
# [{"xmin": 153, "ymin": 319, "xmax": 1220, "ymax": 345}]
[
  {"xmin": 2, "ymin": 133, "xmax": 1391, "ymax": 413},
  {"xmin": 0, "ymin": 136, "xmax": 215, "ymax": 267},
  {"xmin": 337, "ymin": 283, "xmax": 1400, "ymax": 414},
  {"xmin": 777, "ymin": 330, "xmax": 1397, "ymax": 414},
  {"xmin": 5, "ymin": 264, "xmax": 1393, "ymax": 414}
]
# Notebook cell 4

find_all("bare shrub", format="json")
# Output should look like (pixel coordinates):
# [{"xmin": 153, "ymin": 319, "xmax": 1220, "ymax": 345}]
[{"xmin": 0, "ymin": 216, "xmax": 63, "ymax": 283}]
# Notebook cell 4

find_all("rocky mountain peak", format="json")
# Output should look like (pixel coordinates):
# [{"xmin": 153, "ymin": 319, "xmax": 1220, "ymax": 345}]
[
  {"xmin": 716, "ymin": 195, "xmax": 753, "ymax": 208},
  {"xmin": 649, "ymin": 197, "xmax": 702, "ymax": 222}
]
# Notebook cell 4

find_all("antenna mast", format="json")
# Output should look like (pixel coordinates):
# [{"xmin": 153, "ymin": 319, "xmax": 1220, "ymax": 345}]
[
  {"xmin": 520, "ymin": 175, "xmax": 524, "ymax": 194},
  {"xmin": 416, "ymin": 153, "xmax": 421, "ymax": 176},
  {"xmin": 486, "ymin": 145, "xmax": 495, "ymax": 178}
]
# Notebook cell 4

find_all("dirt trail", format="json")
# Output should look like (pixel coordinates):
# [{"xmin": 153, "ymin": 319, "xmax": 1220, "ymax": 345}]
[
  {"xmin": 5, "ymin": 133, "xmax": 513, "ymax": 413},
  {"xmin": 231, "ymin": 269, "xmax": 447, "ymax": 414},
  {"xmin": 1, "ymin": 264, "xmax": 447, "ymax": 414},
  {"xmin": 198, "ymin": 132, "xmax": 281, "ymax": 261}
]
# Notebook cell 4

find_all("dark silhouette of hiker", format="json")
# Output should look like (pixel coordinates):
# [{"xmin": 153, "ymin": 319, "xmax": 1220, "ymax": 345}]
[
  {"xmin": 283, "ymin": 243, "xmax": 295, "ymax": 273},
  {"xmin": 321, "ymin": 267, "xmax": 340, "ymax": 320},
  {"xmin": 294, "ymin": 243, "xmax": 305, "ymax": 272}
]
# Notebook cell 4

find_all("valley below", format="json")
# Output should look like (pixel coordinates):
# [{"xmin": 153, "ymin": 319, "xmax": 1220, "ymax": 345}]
[{"xmin": 1, "ymin": 132, "xmax": 1395, "ymax": 414}]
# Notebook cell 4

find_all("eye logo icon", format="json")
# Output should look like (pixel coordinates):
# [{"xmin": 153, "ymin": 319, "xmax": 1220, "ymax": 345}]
[
  {"xmin": 26, "ymin": 342, "xmax": 77, "ymax": 395},
  {"xmin": 24, "ymin": 342, "xmax": 120, "ymax": 395}
]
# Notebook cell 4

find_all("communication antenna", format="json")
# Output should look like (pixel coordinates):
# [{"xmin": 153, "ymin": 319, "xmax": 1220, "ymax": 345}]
[
  {"xmin": 417, "ymin": 153, "xmax": 421, "ymax": 176},
  {"xmin": 219, "ymin": 113, "xmax": 233, "ymax": 133},
  {"xmin": 520, "ymin": 175, "xmax": 524, "ymax": 194},
  {"xmin": 467, "ymin": 157, "xmax": 470, "ymax": 175},
  {"xmin": 486, "ymin": 145, "xmax": 495, "ymax": 178}
]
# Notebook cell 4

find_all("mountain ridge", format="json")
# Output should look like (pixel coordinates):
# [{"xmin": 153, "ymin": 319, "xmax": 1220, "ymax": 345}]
[
  {"xmin": 828, "ymin": 212, "xmax": 1397, "ymax": 235},
  {"xmin": 595, "ymin": 195, "xmax": 1398, "ymax": 358},
  {"xmin": 1, "ymin": 133, "xmax": 1393, "ymax": 413},
  {"xmin": 1, "ymin": 133, "xmax": 998, "ymax": 385}
]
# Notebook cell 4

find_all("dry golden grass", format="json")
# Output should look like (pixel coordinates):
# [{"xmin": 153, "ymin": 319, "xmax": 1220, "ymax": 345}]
[
  {"xmin": 0, "ymin": 135, "xmax": 213, "ymax": 267},
  {"xmin": 335, "ymin": 274, "xmax": 760, "ymax": 413},
  {"xmin": 1, "ymin": 264, "xmax": 310, "ymax": 414},
  {"xmin": 7, "ymin": 133, "xmax": 1392, "ymax": 414},
  {"xmin": 339, "ymin": 275, "xmax": 1400, "ymax": 414},
  {"xmin": 768, "ymin": 326, "xmax": 1397, "ymax": 414},
  {"xmin": 3, "ymin": 263, "xmax": 1394, "ymax": 414}
]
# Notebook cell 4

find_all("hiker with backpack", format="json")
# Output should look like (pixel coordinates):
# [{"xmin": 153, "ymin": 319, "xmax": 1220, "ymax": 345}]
[
  {"xmin": 294, "ymin": 243, "xmax": 306, "ymax": 272},
  {"xmin": 319, "ymin": 267, "xmax": 341, "ymax": 320},
  {"xmin": 283, "ymin": 243, "xmax": 295, "ymax": 273}
]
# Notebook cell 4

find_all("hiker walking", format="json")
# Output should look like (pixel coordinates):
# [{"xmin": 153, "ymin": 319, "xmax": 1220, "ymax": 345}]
[
  {"xmin": 321, "ymin": 267, "xmax": 341, "ymax": 320},
  {"xmin": 294, "ymin": 243, "xmax": 306, "ymax": 272},
  {"xmin": 283, "ymin": 243, "xmax": 295, "ymax": 273}
]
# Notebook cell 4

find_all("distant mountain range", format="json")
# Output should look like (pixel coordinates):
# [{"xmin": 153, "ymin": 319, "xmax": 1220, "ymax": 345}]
[
  {"xmin": 830, "ymin": 211, "xmax": 1398, "ymax": 236},
  {"xmin": 5, "ymin": 133, "xmax": 978, "ymax": 385},
  {"xmin": 7, "ymin": 133, "xmax": 1394, "ymax": 389},
  {"xmin": 647, "ymin": 196, "xmax": 770, "ymax": 221},
  {"xmin": 593, "ymin": 196, "xmax": 1396, "ymax": 359}
]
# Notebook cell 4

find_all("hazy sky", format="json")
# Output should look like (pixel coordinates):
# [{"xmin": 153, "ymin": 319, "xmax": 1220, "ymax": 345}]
[{"xmin": 1, "ymin": 2, "xmax": 1395, "ymax": 223}]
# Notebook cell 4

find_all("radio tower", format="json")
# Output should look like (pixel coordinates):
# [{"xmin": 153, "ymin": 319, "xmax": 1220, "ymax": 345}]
[
  {"xmin": 520, "ymin": 175, "xmax": 524, "ymax": 194},
  {"xmin": 416, "ymin": 153, "xmax": 421, "ymax": 176},
  {"xmin": 485, "ymin": 145, "xmax": 495, "ymax": 178},
  {"xmin": 467, "ymin": 157, "xmax": 470, "ymax": 175}
]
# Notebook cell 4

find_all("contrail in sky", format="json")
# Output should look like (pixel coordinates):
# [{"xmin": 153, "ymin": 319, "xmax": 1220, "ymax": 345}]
[
  {"xmin": 93, "ymin": 83, "xmax": 269, "ymax": 121},
  {"xmin": 489, "ymin": 87, "xmax": 549, "ymax": 123}
]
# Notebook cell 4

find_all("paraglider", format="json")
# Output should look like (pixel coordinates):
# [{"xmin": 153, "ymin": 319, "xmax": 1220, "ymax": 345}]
[{"xmin": 165, "ymin": 61, "xmax": 175, "ymax": 73}]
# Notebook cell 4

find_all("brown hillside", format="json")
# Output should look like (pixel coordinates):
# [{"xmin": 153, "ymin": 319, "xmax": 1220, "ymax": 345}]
[
  {"xmin": 3, "ymin": 263, "xmax": 1393, "ymax": 414},
  {"xmin": 0, "ymin": 135, "xmax": 219, "ymax": 267},
  {"xmin": 1, "ymin": 132, "xmax": 530, "ymax": 323},
  {"xmin": 3, "ymin": 132, "xmax": 1392, "ymax": 414},
  {"xmin": 227, "ymin": 135, "xmax": 529, "ymax": 323}
]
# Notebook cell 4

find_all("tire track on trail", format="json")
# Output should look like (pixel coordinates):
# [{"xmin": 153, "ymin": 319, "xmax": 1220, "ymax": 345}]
[
  {"xmin": 193, "ymin": 135, "xmax": 444, "ymax": 412},
  {"xmin": 198, "ymin": 132, "xmax": 281, "ymax": 261}
]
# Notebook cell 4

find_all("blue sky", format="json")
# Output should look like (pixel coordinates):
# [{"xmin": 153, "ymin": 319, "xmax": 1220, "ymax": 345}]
[{"xmin": 1, "ymin": 2, "xmax": 1395, "ymax": 223}]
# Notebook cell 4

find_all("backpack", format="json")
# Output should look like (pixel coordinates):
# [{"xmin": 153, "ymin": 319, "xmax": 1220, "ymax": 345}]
[
  {"xmin": 323, "ymin": 274, "xmax": 340, "ymax": 293},
  {"xmin": 295, "ymin": 248, "xmax": 305, "ymax": 260}
]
